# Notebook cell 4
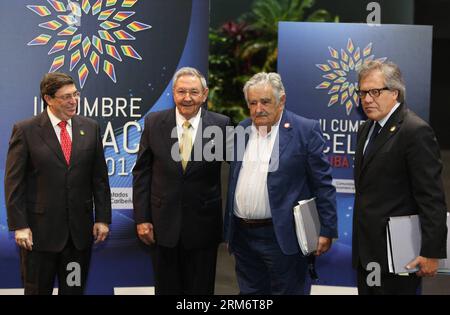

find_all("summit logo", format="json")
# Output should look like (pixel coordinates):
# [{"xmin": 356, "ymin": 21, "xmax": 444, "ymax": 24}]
[
  {"xmin": 315, "ymin": 38, "xmax": 386, "ymax": 115},
  {"xmin": 27, "ymin": 0, "xmax": 152, "ymax": 88}
]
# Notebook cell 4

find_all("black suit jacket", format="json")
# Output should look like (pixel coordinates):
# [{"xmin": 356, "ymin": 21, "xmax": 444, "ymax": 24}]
[
  {"xmin": 132, "ymin": 108, "xmax": 230, "ymax": 249},
  {"xmin": 352, "ymin": 103, "xmax": 447, "ymax": 272},
  {"xmin": 5, "ymin": 111, "xmax": 111, "ymax": 252}
]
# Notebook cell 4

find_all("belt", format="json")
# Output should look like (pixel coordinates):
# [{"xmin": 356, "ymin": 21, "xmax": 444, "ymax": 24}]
[{"xmin": 235, "ymin": 216, "xmax": 273, "ymax": 228}]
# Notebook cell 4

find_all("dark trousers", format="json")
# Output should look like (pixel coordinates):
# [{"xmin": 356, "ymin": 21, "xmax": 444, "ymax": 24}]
[
  {"xmin": 231, "ymin": 219, "xmax": 308, "ymax": 295},
  {"xmin": 357, "ymin": 263, "xmax": 421, "ymax": 295},
  {"xmin": 151, "ymin": 242, "xmax": 218, "ymax": 295},
  {"xmin": 20, "ymin": 237, "xmax": 91, "ymax": 295}
]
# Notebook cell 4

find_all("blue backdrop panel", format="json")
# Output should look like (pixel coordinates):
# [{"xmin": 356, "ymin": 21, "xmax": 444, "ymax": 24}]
[
  {"xmin": 278, "ymin": 22, "xmax": 432, "ymax": 287},
  {"xmin": 0, "ymin": 0, "xmax": 209, "ymax": 294}
]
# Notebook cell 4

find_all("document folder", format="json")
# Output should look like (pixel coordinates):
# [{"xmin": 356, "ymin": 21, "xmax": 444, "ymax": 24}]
[
  {"xmin": 387, "ymin": 213, "xmax": 450, "ymax": 274},
  {"xmin": 293, "ymin": 197, "xmax": 320, "ymax": 255}
]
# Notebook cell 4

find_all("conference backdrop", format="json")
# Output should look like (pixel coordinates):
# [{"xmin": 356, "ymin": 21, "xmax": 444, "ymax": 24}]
[
  {"xmin": 0, "ymin": 0, "xmax": 209, "ymax": 294},
  {"xmin": 278, "ymin": 22, "xmax": 432, "ymax": 287}
]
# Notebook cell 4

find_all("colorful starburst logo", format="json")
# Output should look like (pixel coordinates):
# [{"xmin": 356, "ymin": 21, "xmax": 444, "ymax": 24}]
[
  {"xmin": 27, "ymin": 0, "xmax": 152, "ymax": 88},
  {"xmin": 315, "ymin": 38, "xmax": 387, "ymax": 115}
]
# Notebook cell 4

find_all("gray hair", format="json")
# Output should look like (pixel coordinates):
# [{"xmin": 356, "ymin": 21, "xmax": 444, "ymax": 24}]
[
  {"xmin": 172, "ymin": 67, "xmax": 208, "ymax": 91},
  {"xmin": 358, "ymin": 60, "xmax": 406, "ymax": 103},
  {"xmin": 243, "ymin": 72, "xmax": 286, "ymax": 104}
]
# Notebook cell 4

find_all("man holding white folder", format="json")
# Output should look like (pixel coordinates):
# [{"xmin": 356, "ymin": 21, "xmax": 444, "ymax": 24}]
[{"xmin": 353, "ymin": 61, "xmax": 447, "ymax": 294}]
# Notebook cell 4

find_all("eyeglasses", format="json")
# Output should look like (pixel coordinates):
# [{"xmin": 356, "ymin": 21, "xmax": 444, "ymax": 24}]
[
  {"xmin": 53, "ymin": 91, "xmax": 80, "ymax": 101},
  {"xmin": 175, "ymin": 89, "xmax": 202, "ymax": 98},
  {"xmin": 356, "ymin": 87, "xmax": 390, "ymax": 98}
]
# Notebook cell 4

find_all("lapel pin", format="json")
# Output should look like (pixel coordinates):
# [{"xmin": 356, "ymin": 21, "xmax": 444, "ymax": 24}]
[
  {"xmin": 80, "ymin": 130, "xmax": 85, "ymax": 136},
  {"xmin": 284, "ymin": 123, "xmax": 290, "ymax": 128},
  {"xmin": 389, "ymin": 126, "xmax": 396, "ymax": 132}
]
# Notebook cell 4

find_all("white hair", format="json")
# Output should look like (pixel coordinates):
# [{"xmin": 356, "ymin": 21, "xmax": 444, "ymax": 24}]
[
  {"xmin": 243, "ymin": 72, "xmax": 286, "ymax": 103},
  {"xmin": 172, "ymin": 67, "xmax": 208, "ymax": 90}
]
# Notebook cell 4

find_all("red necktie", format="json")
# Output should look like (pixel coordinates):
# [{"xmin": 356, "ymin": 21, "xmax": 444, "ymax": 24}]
[{"xmin": 58, "ymin": 121, "xmax": 72, "ymax": 165}]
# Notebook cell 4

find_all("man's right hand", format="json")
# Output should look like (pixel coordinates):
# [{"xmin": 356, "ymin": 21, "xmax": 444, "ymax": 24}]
[
  {"xmin": 136, "ymin": 222, "xmax": 155, "ymax": 245},
  {"xmin": 15, "ymin": 228, "xmax": 33, "ymax": 251}
]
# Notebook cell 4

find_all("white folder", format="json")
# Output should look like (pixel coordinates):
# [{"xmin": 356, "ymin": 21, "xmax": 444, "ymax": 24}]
[
  {"xmin": 293, "ymin": 197, "xmax": 320, "ymax": 255},
  {"xmin": 386, "ymin": 213, "xmax": 450, "ymax": 274}
]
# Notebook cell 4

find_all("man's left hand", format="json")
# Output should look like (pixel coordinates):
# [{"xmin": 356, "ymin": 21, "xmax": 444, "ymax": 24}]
[
  {"xmin": 406, "ymin": 256, "xmax": 439, "ymax": 277},
  {"xmin": 93, "ymin": 223, "xmax": 109, "ymax": 244},
  {"xmin": 315, "ymin": 236, "xmax": 332, "ymax": 256}
]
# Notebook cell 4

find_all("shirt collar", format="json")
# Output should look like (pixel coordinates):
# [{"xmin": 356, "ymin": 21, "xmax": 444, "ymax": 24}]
[
  {"xmin": 175, "ymin": 107, "xmax": 202, "ymax": 130},
  {"xmin": 47, "ymin": 107, "xmax": 72, "ymax": 128},
  {"xmin": 377, "ymin": 102, "xmax": 400, "ymax": 128}
]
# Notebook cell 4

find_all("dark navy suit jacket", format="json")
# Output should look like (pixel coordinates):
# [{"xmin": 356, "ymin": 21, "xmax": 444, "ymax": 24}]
[{"xmin": 224, "ymin": 109, "xmax": 338, "ymax": 255}]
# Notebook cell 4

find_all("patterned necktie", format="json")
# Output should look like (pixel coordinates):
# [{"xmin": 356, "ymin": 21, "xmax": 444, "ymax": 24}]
[
  {"xmin": 58, "ymin": 121, "xmax": 72, "ymax": 165},
  {"xmin": 180, "ymin": 121, "xmax": 192, "ymax": 172},
  {"xmin": 364, "ymin": 121, "xmax": 381, "ymax": 158}
]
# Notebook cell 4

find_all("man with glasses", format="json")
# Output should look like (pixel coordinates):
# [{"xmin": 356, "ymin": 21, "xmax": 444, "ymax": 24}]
[
  {"xmin": 353, "ymin": 61, "xmax": 447, "ymax": 294},
  {"xmin": 133, "ymin": 67, "xmax": 230, "ymax": 294},
  {"xmin": 4, "ymin": 72, "xmax": 111, "ymax": 294}
]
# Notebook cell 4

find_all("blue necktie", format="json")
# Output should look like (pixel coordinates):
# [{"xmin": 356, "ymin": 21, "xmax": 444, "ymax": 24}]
[{"xmin": 364, "ymin": 121, "xmax": 381, "ymax": 158}]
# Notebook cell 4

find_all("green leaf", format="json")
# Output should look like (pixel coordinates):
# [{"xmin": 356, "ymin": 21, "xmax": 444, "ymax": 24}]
[
  {"xmin": 306, "ymin": 9, "xmax": 332, "ymax": 22},
  {"xmin": 207, "ymin": 0, "xmax": 339, "ymax": 124}
]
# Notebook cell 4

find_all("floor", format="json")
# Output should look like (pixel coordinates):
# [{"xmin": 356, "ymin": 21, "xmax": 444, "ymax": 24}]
[{"xmin": 214, "ymin": 151, "xmax": 450, "ymax": 295}]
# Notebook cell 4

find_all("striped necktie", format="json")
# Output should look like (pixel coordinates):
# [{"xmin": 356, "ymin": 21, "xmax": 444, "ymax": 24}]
[{"xmin": 180, "ymin": 121, "xmax": 192, "ymax": 171}]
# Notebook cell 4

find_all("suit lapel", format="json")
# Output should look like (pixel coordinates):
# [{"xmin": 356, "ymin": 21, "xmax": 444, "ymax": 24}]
[
  {"xmin": 161, "ymin": 108, "xmax": 183, "ymax": 175},
  {"xmin": 267, "ymin": 111, "xmax": 292, "ymax": 176},
  {"xmin": 70, "ymin": 116, "xmax": 85, "ymax": 167},
  {"xmin": 275, "ymin": 110, "xmax": 293, "ymax": 159},
  {"xmin": 37, "ymin": 111, "xmax": 67, "ymax": 166},
  {"xmin": 354, "ymin": 120, "xmax": 372, "ymax": 183},
  {"xmin": 185, "ymin": 109, "xmax": 226, "ymax": 175},
  {"xmin": 360, "ymin": 104, "xmax": 405, "ymax": 172}
]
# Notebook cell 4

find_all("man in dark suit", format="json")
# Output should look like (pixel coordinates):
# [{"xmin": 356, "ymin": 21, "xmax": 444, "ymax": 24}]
[
  {"xmin": 132, "ymin": 67, "xmax": 230, "ymax": 295},
  {"xmin": 224, "ymin": 72, "xmax": 338, "ymax": 294},
  {"xmin": 353, "ymin": 60, "xmax": 447, "ymax": 294},
  {"xmin": 4, "ymin": 72, "xmax": 111, "ymax": 295}
]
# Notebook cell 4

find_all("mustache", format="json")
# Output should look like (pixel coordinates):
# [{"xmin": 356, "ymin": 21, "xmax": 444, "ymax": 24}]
[{"xmin": 255, "ymin": 112, "xmax": 268, "ymax": 117}]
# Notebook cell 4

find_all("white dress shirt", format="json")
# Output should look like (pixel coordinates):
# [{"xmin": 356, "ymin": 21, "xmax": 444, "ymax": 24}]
[{"xmin": 234, "ymin": 113, "xmax": 282, "ymax": 220}]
